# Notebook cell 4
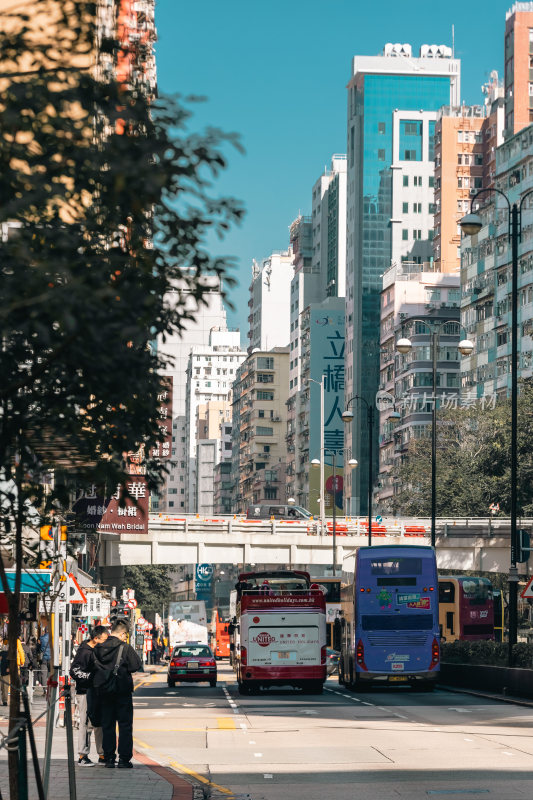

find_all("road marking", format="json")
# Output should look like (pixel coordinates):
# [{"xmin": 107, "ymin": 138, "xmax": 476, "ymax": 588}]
[
  {"xmin": 502, "ymin": 751, "xmax": 515, "ymax": 756},
  {"xmin": 447, "ymin": 708, "xmax": 472, "ymax": 713},
  {"xmin": 169, "ymin": 760, "xmax": 234, "ymax": 795},
  {"xmin": 342, "ymin": 694, "xmax": 351, "ymax": 698},
  {"xmin": 249, "ymin": 741, "xmax": 256, "ymax": 744},
  {"xmin": 133, "ymin": 737, "xmax": 153, "ymax": 749},
  {"xmin": 264, "ymin": 774, "xmax": 273, "ymax": 779},
  {"xmin": 217, "ymin": 717, "xmax": 237, "ymax": 730},
  {"xmin": 393, "ymin": 713, "xmax": 408, "ymax": 719},
  {"xmin": 254, "ymin": 753, "xmax": 263, "ymax": 757},
  {"xmin": 464, "ymin": 738, "xmax": 474, "ymax": 741},
  {"xmin": 361, "ymin": 702, "xmax": 372, "ymax": 706}
]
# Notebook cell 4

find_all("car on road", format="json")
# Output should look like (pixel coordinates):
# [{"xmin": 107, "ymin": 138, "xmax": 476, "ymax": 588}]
[
  {"xmin": 326, "ymin": 648, "xmax": 340, "ymax": 676},
  {"xmin": 167, "ymin": 642, "xmax": 217, "ymax": 687}
]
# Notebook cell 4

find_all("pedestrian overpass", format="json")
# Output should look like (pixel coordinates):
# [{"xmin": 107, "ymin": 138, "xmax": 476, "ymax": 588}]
[{"xmin": 100, "ymin": 514, "xmax": 533, "ymax": 576}]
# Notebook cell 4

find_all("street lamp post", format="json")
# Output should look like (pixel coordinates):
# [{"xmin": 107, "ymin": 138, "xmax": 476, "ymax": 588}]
[
  {"xmin": 307, "ymin": 375, "xmax": 326, "ymax": 536},
  {"xmin": 461, "ymin": 187, "xmax": 533, "ymax": 665},
  {"xmin": 396, "ymin": 323, "xmax": 473, "ymax": 547},
  {"xmin": 311, "ymin": 452, "xmax": 357, "ymax": 575},
  {"xmin": 341, "ymin": 397, "xmax": 374, "ymax": 546}
]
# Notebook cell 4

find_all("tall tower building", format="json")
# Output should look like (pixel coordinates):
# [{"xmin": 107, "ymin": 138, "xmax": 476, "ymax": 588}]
[
  {"xmin": 504, "ymin": 2, "xmax": 533, "ymax": 137},
  {"xmin": 248, "ymin": 251, "xmax": 293, "ymax": 352},
  {"xmin": 344, "ymin": 42, "xmax": 460, "ymax": 515}
]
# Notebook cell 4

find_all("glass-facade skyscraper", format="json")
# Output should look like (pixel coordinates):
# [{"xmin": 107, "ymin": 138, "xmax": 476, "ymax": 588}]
[{"xmin": 344, "ymin": 44, "xmax": 461, "ymax": 515}]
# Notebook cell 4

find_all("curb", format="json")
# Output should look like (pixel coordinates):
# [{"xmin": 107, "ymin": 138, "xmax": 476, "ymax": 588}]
[
  {"xmin": 438, "ymin": 683, "xmax": 533, "ymax": 708},
  {"xmin": 133, "ymin": 749, "xmax": 194, "ymax": 800}
]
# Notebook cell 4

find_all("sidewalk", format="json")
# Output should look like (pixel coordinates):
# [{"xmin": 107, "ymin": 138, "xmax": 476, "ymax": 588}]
[{"xmin": 0, "ymin": 674, "xmax": 192, "ymax": 800}]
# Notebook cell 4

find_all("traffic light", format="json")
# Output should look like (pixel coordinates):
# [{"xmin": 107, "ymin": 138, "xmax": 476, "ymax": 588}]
[
  {"xmin": 110, "ymin": 599, "xmax": 129, "ymax": 621},
  {"xmin": 39, "ymin": 525, "xmax": 55, "ymax": 569},
  {"xmin": 518, "ymin": 530, "xmax": 531, "ymax": 563}
]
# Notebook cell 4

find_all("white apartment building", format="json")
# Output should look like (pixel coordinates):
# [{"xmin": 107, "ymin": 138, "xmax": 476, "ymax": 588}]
[
  {"xmin": 184, "ymin": 331, "xmax": 246, "ymax": 512},
  {"xmin": 155, "ymin": 277, "xmax": 230, "ymax": 513},
  {"xmin": 248, "ymin": 251, "xmax": 293, "ymax": 352}
]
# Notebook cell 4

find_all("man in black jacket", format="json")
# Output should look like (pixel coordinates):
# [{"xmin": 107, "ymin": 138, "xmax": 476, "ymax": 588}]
[
  {"xmin": 94, "ymin": 619, "xmax": 142, "ymax": 769},
  {"xmin": 70, "ymin": 625, "xmax": 109, "ymax": 766}
]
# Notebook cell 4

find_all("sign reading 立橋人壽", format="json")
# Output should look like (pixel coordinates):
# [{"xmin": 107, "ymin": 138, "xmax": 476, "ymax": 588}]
[
  {"xmin": 149, "ymin": 377, "xmax": 173, "ymax": 460},
  {"xmin": 308, "ymin": 299, "xmax": 345, "ymax": 517},
  {"xmin": 72, "ymin": 478, "xmax": 149, "ymax": 534}
]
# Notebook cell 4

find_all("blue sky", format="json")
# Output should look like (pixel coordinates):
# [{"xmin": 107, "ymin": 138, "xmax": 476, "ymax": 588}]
[{"xmin": 155, "ymin": 0, "xmax": 507, "ymax": 334}]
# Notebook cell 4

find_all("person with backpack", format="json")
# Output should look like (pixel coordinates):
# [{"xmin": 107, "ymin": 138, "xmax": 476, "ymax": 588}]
[
  {"xmin": 70, "ymin": 625, "xmax": 109, "ymax": 766},
  {"xmin": 93, "ymin": 619, "xmax": 142, "ymax": 769}
]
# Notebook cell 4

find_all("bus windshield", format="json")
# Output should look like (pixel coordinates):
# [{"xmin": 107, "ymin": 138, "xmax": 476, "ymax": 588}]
[
  {"xmin": 369, "ymin": 558, "xmax": 423, "ymax": 576},
  {"xmin": 461, "ymin": 578, "xmax": 492, "ymax": 604}
]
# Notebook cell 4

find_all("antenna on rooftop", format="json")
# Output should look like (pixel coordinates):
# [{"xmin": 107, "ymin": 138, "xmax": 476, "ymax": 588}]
[{"xmin": 452, "ymin": 24, "xmax": 455, "ymax": 59}]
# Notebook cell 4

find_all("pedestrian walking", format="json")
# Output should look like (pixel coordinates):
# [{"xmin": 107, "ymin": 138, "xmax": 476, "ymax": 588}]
[
  {"xmin": 38, "ymin": 627, "xmax": 51, "ymax": 693},
  {"xmin": 93, "ymin": 619, "xmax": 142, "ymax": 769},
  {"xmin": 0, "ymin": 639, "xmax": 9, "ymax": 706},
  {"xmin": 70, "ymin": 625, "xmax": 109, "ymax": 767}
]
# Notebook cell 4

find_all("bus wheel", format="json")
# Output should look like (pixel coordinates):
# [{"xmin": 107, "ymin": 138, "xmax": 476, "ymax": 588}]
[
  {"xmin": 418, "ymin": 681, "xmax": 435, "ymax": 692},
  {"xmin": 238, "ymin": 681, "xmax": 250, "ymax": 695}
]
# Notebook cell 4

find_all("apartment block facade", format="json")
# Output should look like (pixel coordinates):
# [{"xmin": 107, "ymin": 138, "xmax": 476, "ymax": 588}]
[
  {"xmin": 460, "ymin": 123, "xmax": 533, "ymax": 402},
  {"xmin": 504, "ymin": 2, "xmax": 533, "ymax": 137},
  {"xmin": 377, "ymin": 263, "xmax": 461, "ymax": 510},
  {"xmin": 231, "ymin": 348, "xmax": 289, "ymax": 512}
]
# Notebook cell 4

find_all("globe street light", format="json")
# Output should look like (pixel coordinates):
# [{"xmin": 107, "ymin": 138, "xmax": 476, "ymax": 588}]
[
  {"xmin": 460, "ymin": 186, "xmax": 533, "ymax": 665},
  {"xmin": 341, "ymin": 397, "xmax": 374, "ymax": 545},
  {"xmin": 311, "ymin": 454, "xmax": 358, "ymax": 575},
  {"xmin": 395, "ymin": 320, "xmax": 473, "ymax": 547}
]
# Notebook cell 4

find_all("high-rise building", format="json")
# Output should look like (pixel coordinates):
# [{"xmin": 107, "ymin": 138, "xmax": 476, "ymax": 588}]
[
  {"xmin": 184, "ymin": 331, "xmax": 246, "ymax": 511},
  {"xmin": 460, "ymin": 123, "xmax": 533, "ymax": 403},
  {"xmin": 154, "ymin": 279, "xmax": 238, "ymax": 513},
  {"xmin": 377, "ymin": 263, "xmax": 460, "ymax": 510},
  {"xmin": 504, "ymin": 2, "xmax": 533, "ymax": 137},
  {"xmin": 231, "ymin": 348, "xmax": 289, "ymax": 512},
  {"xmin": 344, "ymin": 42, "xmax": 461, "ymax": 515},
  {"xmin": 248, "ymin": 251, "xmax": 293, "ymax": 352},
  {"xmin": 195, "ymin": 399, "xmax": 232, "ymax": 515},
  {"xmin": 286, "ymin": 157, "xmax": 347, "ymax": 505}
]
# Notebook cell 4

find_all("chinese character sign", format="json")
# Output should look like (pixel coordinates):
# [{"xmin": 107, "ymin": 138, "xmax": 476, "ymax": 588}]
[
  {"xmin": 72, "ymin": 478, "xmax": 149, "ymax": 534},
  {"xmin": 150, "ymin": 377, "xmax": 173, "ymax": 460},
  {"xmin": 308, "ymin": 301, "xmax": 345, "ymax": 517}
]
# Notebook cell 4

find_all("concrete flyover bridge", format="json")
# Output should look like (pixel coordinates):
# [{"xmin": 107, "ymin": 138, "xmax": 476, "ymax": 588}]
[{"xmin": 99, "ymin": 514, "xmax": 533, "ymax": 576}]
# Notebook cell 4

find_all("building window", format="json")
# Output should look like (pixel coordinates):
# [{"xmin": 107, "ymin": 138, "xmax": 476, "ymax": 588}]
[
  {"xmin": 428, "ymin": 203, "xmax": 435, "ymax": 214},
  {"xmin": 257, "ymin": 390, "xmax": 274, "ymax": 400},
  {"xmin": 264, "ymin": 487, "xmax": 278, "ymax": 500},
  {"xmin": 403, "ymin": 175, "xmax": 409, "ymax": 187},
  {"xmin": 402, "ymin": 202, "xmax": 408, "ymax": 213},
  {"xmin": 258, "ymin": 409, "xmax": 265, "ymax": 418},
  {"xmin": 256, "ymin": 426, "xmax": 274, "ymax": 436},
  {"xmin": 404, "ymin": 150, "xmax": 417, "ymax": 160},
  {"xmin": 413, "ymin": 202, "xmax": 422, "ymax": 213},
  {"xmin": 402, "ymin": 229, "xmax": 408, "ymax": 240},
  {"xmin": 428, "ymin": 176, "xmax": 434, "ymax": 188},
  {"xmin": 378, "ymin": 149, "xmax": 386, "ymax": 161},
  {"xmin": 257, "ymin": 356, "xmax": 274, "ymax": 369},
  {"xmin": 378, "ymin": 122, "xmax": 386, "ymax": 134}
]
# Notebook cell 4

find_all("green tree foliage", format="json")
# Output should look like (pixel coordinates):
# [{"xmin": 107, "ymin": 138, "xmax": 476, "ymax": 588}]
[
  {"xmin": 390, "ymin": 380, "xmax": 533, "ymax": 517},
  {"xmin": 122, "ymin": 566, "xmax": 172, "ymax": 614},
  {"xmin": 0, "ymin": 3, "xmax": 243, "ymax": 792}
]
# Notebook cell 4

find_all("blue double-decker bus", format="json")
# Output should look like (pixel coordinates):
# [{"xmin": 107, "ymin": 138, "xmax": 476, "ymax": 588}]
[{"xmin": 339, "ymin": 545, "xmax": 440, "ymax": 690}]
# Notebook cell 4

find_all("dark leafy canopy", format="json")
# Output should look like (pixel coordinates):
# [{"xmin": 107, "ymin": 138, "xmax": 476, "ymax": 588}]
[
  {"xmin": 390, "ymin": 380, "xmax": 533, "ymax": 517},
  {"xmin": 0, "ymin": 0, "xmax": 244, "ymax": 516},
  {"xmin": 122, "ymin": 566, "xmax": 172, "ymax": 614}
]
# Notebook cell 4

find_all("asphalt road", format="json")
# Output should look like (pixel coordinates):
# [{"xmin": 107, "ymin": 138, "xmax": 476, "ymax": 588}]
[{"xmin": 132, "ymin": 663, "xmax": 533, "ymax": 800}]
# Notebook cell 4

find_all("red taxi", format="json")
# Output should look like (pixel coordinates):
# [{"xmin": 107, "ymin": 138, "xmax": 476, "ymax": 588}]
[{"xmin": 167, "ymin": 642, "xmax": 217, "ymax": 687}]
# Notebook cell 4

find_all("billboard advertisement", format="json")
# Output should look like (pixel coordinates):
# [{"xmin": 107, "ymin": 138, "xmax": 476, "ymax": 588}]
[{"xmin": 308, "ymin": 300, "xmax": 345, "ymax": 517}]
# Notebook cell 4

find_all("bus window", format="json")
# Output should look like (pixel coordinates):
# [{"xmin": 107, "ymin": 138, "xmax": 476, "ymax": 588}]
[
  {"xmin": 370, "ymin": 558, "xmax": 422, "ymax": 576},
  {"xmin": 446, "ymin": 611, "xmax": 454, "ymax": 636},
  {"xmin": 439, "ymin": 581, "xmax": 455, "ymax": 603}
]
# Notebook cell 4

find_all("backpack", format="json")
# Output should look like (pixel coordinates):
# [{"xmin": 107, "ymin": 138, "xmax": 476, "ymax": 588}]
[{"xmin": 92, "ymin": 644, "xmax": 124, "ymax": 693}]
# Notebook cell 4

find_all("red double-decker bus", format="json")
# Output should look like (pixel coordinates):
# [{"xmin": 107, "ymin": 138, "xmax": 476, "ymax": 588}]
[
  {"xmin": 232, "ymin": 570, "xmax": 327, "ymax": 695},
  {"xmin": 438, "ymin": 576, "xmax": 494, "ymax": 642}
]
